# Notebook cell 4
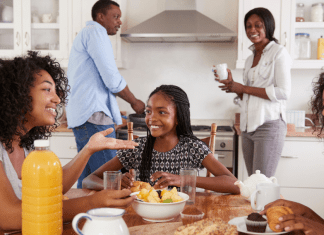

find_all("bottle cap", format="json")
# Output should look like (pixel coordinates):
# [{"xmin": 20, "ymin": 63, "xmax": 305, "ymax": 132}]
[{"xmin": 34, "ymin": 139, "xmax": 49, "ymax": 147}]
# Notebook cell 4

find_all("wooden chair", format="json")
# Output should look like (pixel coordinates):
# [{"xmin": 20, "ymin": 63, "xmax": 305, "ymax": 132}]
[
  {"xmin": 127, "ymin": 122, "xmax": 138, "ymax": 177},
  {"xmin": 201, "ymin": 123, "xmax": 217, "ymax": 192},
  {"xmin": 127, "ymin": 122, "xmax": 139, "ymax": 140}
]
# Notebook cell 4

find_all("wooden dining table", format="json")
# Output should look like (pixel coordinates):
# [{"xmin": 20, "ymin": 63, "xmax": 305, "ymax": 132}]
[{"xmin": 0, "ymin": 189, "xmax": 303, "ymax": 235}]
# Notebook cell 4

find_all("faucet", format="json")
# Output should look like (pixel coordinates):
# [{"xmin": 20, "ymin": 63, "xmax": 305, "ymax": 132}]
[{"xmin": 305, "ymin": 117, "xmax": 316, "ymax": 127}]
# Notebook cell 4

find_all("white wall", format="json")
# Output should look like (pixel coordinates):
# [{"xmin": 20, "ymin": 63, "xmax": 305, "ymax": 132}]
[{"xmin": 116, "ymin": 0, "xmax": 321, "ymax": 120}]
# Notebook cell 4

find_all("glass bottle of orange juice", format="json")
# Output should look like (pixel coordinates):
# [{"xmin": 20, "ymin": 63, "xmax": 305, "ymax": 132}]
[{"xmin": 22, "ymin": 139, "xmax": 63, "ymax": 235}]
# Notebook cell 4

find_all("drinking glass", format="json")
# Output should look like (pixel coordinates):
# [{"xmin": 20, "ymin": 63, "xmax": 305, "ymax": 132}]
[
  {"xmin": 180, "ymin": 168, "xmax": 197, "ymax": 205},
  {"xmin": 103, "ymin": 171, "xmax": 121, "ymax": 190}
]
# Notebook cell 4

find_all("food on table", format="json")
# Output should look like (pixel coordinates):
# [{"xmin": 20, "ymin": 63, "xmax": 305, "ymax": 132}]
[
  {"xmin": 174, "ymin": 217, "xmax": 237, "ymax": 235},
  {"xmin": 137, "ymin": 187, "xmax": 183, "ymax": 203},
  {"xmin": 180, "ymin": 205, "xmax": 204, "ymax": 225},
  {"xmin": 131, "ymin": 181, "xmax": 153, "ymax": 192},
  {"xmin": 245, "ymin": 212, "xmax": 267, "ymax": 233},
  {"xmin": 266, "ymin": 206, "xmax": 293, "ymax": 232}
]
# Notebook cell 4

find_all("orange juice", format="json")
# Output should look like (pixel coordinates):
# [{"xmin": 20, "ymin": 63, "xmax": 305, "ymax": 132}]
[{"xmin": 22, "ymin": 139, "xmax": 63, "ymax": 235}]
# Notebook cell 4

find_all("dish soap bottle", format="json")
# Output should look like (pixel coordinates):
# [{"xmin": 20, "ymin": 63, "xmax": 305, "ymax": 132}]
[
  {"xmin": 318, "ymin": 36, "xmax": 324, "ymax": 60},
  {"xmin": 22, "ymin": 139, "xmax": 63, "ymax": 235}
]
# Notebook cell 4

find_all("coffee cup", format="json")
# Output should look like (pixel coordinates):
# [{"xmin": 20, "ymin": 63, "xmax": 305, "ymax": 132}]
[
  {"xmin": 250, "ymin": 183, "xmax": 280, "ymax": 212},
  {"xmin": 42, "ymin": 13, "xmax": 52, "ymax": 23},
  {"xmin": 212, "ymin": 63, "xmax": 228, "ymax": 80}
]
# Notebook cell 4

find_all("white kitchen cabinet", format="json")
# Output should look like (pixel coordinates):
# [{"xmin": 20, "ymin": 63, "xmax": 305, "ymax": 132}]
[
  {"xmin": 49, "ymin": 132, "xmax": 78, "ymax": 188},
  {"xmin": 0, "ymin": 0, "xmax": 69, "ymax": 62},
  {"xmin": 238, "ymin": 135, "xmax": 324, "ymax": 218},
  {"xmin": 291, "ymin": 0, "xmax": 324, "ymax": 69},
  {"xmin": 71, "ymin": 0, "xmax": 123, "ymax": 68},
  {"xmin": 236, "ymin": 0, "xmax": 292, "ymax": 68}
]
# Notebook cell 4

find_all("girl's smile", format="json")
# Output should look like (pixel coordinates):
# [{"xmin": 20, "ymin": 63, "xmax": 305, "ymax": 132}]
[{"xmin": 145, "ymin": 92, "xmax": 178, "ymax": 139}]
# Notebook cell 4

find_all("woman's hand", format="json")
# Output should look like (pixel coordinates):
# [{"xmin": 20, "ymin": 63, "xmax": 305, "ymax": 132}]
[
  {"xmin": 151, "ymin": 172, "xmax": 180, "ymax": 189},
  {"xmin": 260, "ymin": 199, "xmax": 324, "ymax": 234},
  {"xmin": 92, "ymin": 189, "xmax": 136, "ymax": 209},
  {"xmin": 260, "ymin": 199, "xmax": 310, "ymax": 218},
  {"xmin": 121, "ymin": 172, "xmax": 135, "ymax": 189},
  {"xmin": 215, "ymin": 69, "xmax": 245, "ymax": 97},
  {"xmin": 271, "ymin": 214, "xmax": 324, "ymax": 234},
  {"xmin": 85, "ymin": 128, "xmax": 139, "ymax": 155}
]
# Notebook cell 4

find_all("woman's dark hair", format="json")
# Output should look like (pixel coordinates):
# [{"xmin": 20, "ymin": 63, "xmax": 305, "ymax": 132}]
[
  {"xmin": 0, "ymin": 51, "xmax": 70, "ymax": 153},
  {"xmin": 139, "ymin": 85, "xmax": 202, "ymax": 182},
  {"xmin": 244, "ymin": 7, "xmax": 278, "ymax": 44},
  {"xmin": 92, "ymin": 0, "xmax": 120, "ymax": 21},
  {"xmin": 310, "ymin": 73, "xmax": 324, "ymax": 137}
]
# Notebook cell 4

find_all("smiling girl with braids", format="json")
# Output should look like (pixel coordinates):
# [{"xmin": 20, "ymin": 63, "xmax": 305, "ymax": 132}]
[{"xmin": 83, "ymin": 85, "xmax": 240, "ymax": 194}]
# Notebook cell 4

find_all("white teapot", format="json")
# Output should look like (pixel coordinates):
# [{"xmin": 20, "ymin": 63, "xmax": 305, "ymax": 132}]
[
  {"xmin": 72, "ymin": 208, "xmax": 129, "ymax": 235},
  {"xmin": 234, "ymin": 170, "xmax": 278, "ymax": 201}
]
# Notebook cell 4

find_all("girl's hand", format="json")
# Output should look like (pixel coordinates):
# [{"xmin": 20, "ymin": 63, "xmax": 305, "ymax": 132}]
[
  {"xmin": 92, "ymin": 189, "xmax": 136, "ymax": 209},
  {"xmin": 121, "ymin": 172, "xmax": 135, "ymax": 189},
  {"xmin": 151, "ymin": 172, "xmax": 180, "ymax": 189},
  {"xmin": 215, "ymin": 69, "xmax": 245, "ymax": 96},
  {"xmin": 86, "ymin": 128, "xmax": 139, "ymax": 155},
  {"xmin": 270, "ymin": 214, "xmax": 324, "ymax": 234}
]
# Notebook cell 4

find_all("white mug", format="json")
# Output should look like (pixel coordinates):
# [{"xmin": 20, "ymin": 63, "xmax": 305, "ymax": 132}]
[
  {"xmin": 213, "ymin": 63, "xmax": 228, "ymax": 80},
  {"xmin": 42, "ymin": 13, "xmax": 52, "ymax": 23},
  {"xmin": 250, "ymin": 183, "xmax": 280, "ymax": 211},
  {"xmin": 72, "ymin": 208, "xmax": 129, "ymax": 235}
]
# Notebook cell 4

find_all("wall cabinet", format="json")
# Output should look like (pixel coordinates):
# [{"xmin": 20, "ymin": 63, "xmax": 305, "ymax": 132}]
[
  {"xmin": 0, "ymin": 0, "xmax": 69, "ymax": 63},
  {"xmin": 291, "ymin": 0, "xmax": 324, "ymax": 69},
  {"xmin": 237, "ymin": 0, "xmax": 324, "ymax": 70},
  {"xmin": 49, "ymin": 132, "xmax": 78, "ymax": 188},
  {"xmin": 71, "ymin": 0, "xmax": 123, "ymax": 68},
  {"xmin": 238, "ymin": 136, "xmax": 324, "ymax": 218},
  {"xmin": 236, "ymin": 0, "xmax": 292, "ymax": 68}
]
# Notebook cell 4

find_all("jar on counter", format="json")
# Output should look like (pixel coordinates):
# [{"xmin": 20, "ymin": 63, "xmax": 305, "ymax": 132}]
[
  {"xmin": 311, "ymin": 3, "xmax": 324, "ymax": 22},
  {"xmin": 296, "ymin": 33, "xmax": 311, "ymax": 59},
  {"xmin": 294, "ymin": 33, "xmax": 301, "ymax": 59},
  {"xmin": 296, "ymin": 3, "xmax": 305, "ymax": 22}
]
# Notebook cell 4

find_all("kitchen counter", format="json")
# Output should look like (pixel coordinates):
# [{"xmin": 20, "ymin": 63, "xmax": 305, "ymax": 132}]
[{"xmin": 234, "ymin": 113, "xmax": 323, "ymax": 138}]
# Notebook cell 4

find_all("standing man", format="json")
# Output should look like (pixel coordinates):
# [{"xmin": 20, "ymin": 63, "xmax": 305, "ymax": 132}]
[{"xmin": 66, "ymin": 0, "xmax": 145, "ymax": 188}]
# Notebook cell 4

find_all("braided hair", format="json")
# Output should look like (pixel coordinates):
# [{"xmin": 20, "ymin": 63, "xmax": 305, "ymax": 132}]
[
  {"xmin": 139, "ymin": 85, "xmax": 203, "ymax": 182},
  {"xmin": 244, "ymin": 7, "xmax": 279, "ymax": 44}
]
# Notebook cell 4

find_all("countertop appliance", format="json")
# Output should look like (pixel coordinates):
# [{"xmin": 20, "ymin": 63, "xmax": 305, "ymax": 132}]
[{"xmin": 116, "ymin": 119, "xmax": 237, "ymax": 192}]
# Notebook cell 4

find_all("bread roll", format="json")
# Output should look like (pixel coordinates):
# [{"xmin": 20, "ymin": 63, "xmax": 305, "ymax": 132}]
[{"xmin": 266, "ymin": 206, "xmax": 294, "ymax": 232}]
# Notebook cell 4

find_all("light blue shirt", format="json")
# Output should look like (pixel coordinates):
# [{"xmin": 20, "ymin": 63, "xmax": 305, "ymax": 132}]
[{"xmin": 66, "ymin": 21, "xmax": 126, "ymax": 128}]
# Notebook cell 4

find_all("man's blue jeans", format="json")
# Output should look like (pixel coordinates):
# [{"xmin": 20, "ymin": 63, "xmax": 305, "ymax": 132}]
[{"xmin": 72, "ymin": 122, "xmax": 117, "ymax": 188}]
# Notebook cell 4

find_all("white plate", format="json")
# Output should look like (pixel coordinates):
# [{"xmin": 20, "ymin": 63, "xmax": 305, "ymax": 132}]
[{"xmin": 228, "ymin": 216, "xmax": 288, "ymax": 234}]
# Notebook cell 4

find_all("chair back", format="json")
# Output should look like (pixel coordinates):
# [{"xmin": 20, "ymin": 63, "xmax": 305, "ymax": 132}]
[
  {"xmin": 200, "ymin": 123, "xmax": 217, "ymax": 192},
  {"xmin": 127, "ymin": 122, "xmax": 139, "ymax": 140}
]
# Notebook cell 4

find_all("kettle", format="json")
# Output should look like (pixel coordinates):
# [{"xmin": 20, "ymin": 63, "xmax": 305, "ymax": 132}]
[{"xmin": 72, "ymin": 208, "xmax": 129, "ymax": 235}]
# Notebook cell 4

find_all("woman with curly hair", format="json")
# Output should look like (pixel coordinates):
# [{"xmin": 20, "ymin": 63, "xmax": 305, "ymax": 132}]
[
  {"xmin": 0, "ymin": 51, "xmax": 138, "ymax": 230},
  {"xmin": 260, "ymin": 72, "xmax": 324, "ymax": 234}
]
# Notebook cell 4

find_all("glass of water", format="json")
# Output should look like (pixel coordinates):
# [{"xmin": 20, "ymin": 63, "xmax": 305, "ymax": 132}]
[{"xmin": 180, "ymin": 168, "xmax": 197, "ymax": 205}]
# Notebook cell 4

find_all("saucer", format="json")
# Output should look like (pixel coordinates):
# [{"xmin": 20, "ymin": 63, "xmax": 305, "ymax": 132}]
[{"xmin": 228, "ymin": 216, "xmax": 288, "ymax": 234}]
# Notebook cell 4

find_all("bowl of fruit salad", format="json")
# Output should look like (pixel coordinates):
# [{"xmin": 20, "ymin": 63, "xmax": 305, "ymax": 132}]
[{"xmin": 130, "ymin": 187, "xmax": 189, "ymax": 222}]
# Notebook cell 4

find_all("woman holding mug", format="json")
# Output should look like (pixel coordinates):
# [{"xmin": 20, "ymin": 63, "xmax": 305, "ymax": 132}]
[{"xmin": 215, "ymin": 7, "xmax": 291, "ymax": 177}]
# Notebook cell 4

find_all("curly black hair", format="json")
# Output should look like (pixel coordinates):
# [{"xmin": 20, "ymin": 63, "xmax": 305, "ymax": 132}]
[
  {"xmin": 310, "ymin": 72, "xmax": 324, "ymax": 137},
  {"xmin": 0, "ymin": 51, "xmax": 70, "ymax": 152}
]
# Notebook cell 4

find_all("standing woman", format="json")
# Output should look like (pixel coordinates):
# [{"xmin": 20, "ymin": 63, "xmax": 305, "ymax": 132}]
[{"xmin": 215, "ymin": 8, "xmax": 292, "ymax": 177}]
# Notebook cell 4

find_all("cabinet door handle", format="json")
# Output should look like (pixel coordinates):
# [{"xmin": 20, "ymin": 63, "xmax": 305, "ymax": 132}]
[
  {"xmin": 217, "ymin": 155, "xmax": 226, "ymax": 158},
  {"xmin": 284, "ymin": 32, "xmax": 287, "ymax": 47},
  {"xmin": 16, "ymin": 32, "xmax": 20, "ymax": 46},
  {"xmin": 281, "ymin": 156, "xmax": 298, "ymax": 159},
  {"xmin": 69, "ymin": 146, "xmax": 77, "ymax": 149},
  {"xmin": 25, "ymin": 32, "xmax": 29, "ymax": 46}
]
